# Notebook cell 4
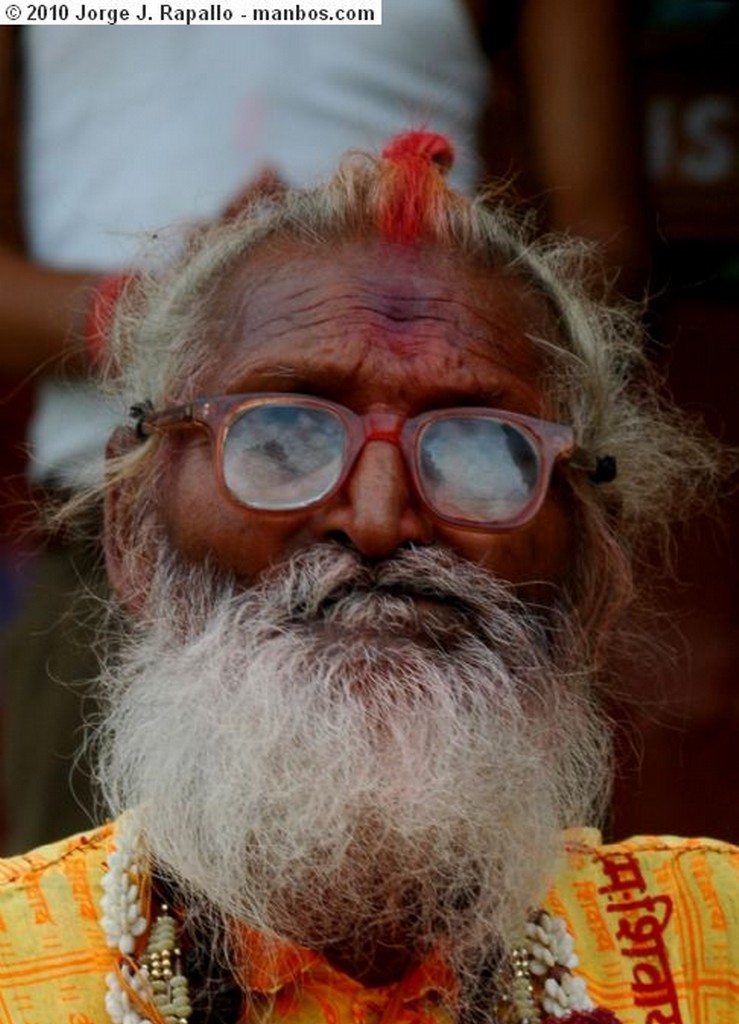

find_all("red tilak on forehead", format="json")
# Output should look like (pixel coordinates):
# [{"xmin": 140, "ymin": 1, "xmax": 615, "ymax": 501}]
[{"xmin": 378, "ymin": 131, "xmax": 455, "ymax": 245}]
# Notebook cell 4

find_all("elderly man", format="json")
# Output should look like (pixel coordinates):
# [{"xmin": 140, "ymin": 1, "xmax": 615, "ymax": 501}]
[{"xmin": 0, "ymin": 133, "xmax": 735, "ymax": 1024}]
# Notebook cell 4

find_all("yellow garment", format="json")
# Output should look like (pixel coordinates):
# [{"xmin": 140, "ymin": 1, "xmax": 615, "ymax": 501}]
[
  {"xmin": 551, "ymin": 831, "xmax": 739, "ymax": 1023},
  {"xmin": 0, "ymin": 823, "xmax": 116, "ymax": 1022},
  {"xmin": 0, "ymin": 820, "xmax": 737, "ymax": 1024}
]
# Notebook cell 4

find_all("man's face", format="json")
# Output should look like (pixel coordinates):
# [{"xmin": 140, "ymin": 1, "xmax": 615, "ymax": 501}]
[
  {"xmin": 152, "ymin": 239, "xmax": 575, "ymax": 597},
  {"xmin": 101, "ymin": 240, "xmax": 608, "ymax": 972}
]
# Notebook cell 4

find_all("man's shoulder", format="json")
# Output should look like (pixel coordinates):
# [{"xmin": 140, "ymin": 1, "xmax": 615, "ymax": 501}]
[
  {"xmin": 549, "ymin": 830, "xmax": 739, "ymax": 1022},
  {"xmin": 0, "ymin": 821, "xmax": 116, "ymax": 1023},
  {"xmin": 560, "ymin": 826, "xmax": 739, "ymax": 873},
  {"xmin": 563, "ymin": 826, "xmax": 738, "ymax": 855},
  {"xmin": 0, "ymin": 819, "xmax": 114, "ymax": 886},
  {"xmin": 557, "ymin": 827, "xmax": 739, "ymax": 905}
]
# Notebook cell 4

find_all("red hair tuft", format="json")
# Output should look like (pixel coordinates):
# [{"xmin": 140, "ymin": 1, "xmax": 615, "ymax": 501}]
[
  {"xmin": 381, "ymin": 130, "xmax": 455, "ymax": 171},
  {"xmin": 377, "ymin": 131, "xmax": 455, "ymax": 244}
]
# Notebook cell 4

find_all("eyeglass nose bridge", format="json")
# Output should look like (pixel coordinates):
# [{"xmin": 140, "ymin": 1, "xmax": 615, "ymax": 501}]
[
  {"xmin": 340, "ymin": 410, "xmax": 421, "ymax": 529},
  {"xmin": 340, "ymin": 410, "xmax": 412, "ymax": 500},
  {"xmin": 361, "ymin": 411, "xmax": 405, "ymax": 444}
]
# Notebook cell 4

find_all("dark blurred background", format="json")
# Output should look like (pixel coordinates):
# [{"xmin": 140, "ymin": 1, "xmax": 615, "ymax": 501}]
[
  {"xmin": 613, "ymin": 2, "xmax": 739, "ymax": 844},
  {"xmin": 475, "ymin": 0, "xmax": 739, "ymax": 844}
]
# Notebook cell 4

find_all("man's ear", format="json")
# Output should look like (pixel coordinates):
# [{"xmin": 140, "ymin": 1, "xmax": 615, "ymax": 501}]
[{"xmin": 104, "ymin": 425, "xmax": 154, "ymax": 617}]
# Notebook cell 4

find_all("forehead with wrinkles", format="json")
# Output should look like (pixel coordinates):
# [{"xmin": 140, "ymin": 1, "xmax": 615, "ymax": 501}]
[{"xmin": 209, "ymin": 238, "xmax": 555, "ymax": 403}]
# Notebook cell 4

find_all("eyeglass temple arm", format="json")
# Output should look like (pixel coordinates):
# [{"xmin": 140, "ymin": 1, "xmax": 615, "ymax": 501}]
[
  {"xmin": 570, "ymin": 445, "xmax": 617, "ymax": 484},
  {"xmin": 130, "ymin": 400, "xmax": 198, "ymax": 439}
]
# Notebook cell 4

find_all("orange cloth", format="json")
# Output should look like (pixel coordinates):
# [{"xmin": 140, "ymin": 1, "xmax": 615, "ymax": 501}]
[
  {"xmin": 0, "ymin": 820, "xmax": 737, "ymax": 1024},
  {"xmin": 234, "ymin": 927, "xmax": 458, "ymax": 1024}
]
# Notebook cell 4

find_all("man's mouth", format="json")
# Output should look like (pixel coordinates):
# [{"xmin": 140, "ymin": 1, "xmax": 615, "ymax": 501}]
[{"xmin": 305, "ymin": 584, "xmax": 477, "ymax": 643}]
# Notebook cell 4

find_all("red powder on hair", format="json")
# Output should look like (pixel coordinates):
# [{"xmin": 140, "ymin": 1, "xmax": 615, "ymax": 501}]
[{"xmin": 378, "ymin": 131, "xmax": 455, "ymax": 245}]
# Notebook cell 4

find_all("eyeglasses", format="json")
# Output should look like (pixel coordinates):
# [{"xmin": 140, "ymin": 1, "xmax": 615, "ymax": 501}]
[{"xmin": 131, "ymin": 393, "xmax": 615, "ymax": 531}]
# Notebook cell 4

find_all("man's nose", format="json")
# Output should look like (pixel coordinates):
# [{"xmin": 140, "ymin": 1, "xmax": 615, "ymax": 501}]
[{"xmin": 315, "ymin": 441, "xmax": 433, "ymax": 558}]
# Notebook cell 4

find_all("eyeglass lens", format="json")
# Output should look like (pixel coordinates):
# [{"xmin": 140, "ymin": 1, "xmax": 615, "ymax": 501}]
[
  {"xmin": 223, "ymin": 404, "xmax": 346, "ymax": 510},
  {"xmin": 418, "ymin": 417, "xmax": 539, "ymax": 522},
  {"xmin": 221, "ymin": 402, "xmax": 542, "ymax": 522}
]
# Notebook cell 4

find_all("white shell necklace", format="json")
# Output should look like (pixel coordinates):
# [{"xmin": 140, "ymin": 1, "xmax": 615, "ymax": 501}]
[{"xmin": 100, "ymin": 816, "xmax": 604, "ymax": 1024}]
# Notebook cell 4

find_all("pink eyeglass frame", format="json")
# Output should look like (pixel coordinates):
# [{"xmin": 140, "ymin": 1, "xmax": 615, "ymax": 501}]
[{"xmin": 135, "ymin": 392, "xmax": 600, "ymax": 531}]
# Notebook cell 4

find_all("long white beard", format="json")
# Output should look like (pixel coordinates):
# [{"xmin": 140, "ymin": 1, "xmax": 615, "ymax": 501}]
[{"xmin": 96, "ymin": 543, "xmax": 610, "ymax": 983}]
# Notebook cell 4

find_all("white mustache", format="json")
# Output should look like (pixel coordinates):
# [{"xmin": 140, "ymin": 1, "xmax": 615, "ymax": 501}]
[{"xmin": 260, "ymin": 543, "xmax": 531, "ymax": 627}]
